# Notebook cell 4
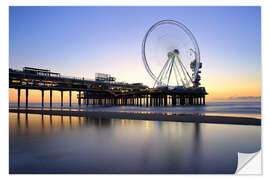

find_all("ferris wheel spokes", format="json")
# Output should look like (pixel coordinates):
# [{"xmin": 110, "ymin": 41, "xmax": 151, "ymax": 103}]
[
  {"xmin": 153, "ymin": 49, "xmax": 194, "ymax": 88},
  {"xmin": 166, "ymin": 56, "xmax": 175, "ymax": 86},
  {"xmin": 172, "ymin": 60, "xmax": 180, "ymax": 86},
  {"xmin": 155, "ymin": 52, "xmax": 176, "ymax": 87}
]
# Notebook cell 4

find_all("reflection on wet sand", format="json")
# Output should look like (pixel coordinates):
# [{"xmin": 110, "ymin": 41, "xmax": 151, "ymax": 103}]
[
  {"xmin": 11, "ymin": 113, "xmax": 86, "ymax": 135},
  {"xmin": 11, "ymin": 113, "xmax": 202, "ymax": 136},
  {"xmin": 9, "ymin": 112, "xmax": 261, "ymax": 174}
]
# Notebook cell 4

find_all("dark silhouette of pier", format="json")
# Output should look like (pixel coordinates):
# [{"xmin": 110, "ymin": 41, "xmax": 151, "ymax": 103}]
[{"xmin": 9, "ymin": 67, "xmax": 207, "ymax": 108}]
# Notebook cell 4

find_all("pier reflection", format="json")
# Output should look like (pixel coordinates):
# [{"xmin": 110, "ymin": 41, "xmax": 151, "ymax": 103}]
[
  {"xmin": 9, "ymin": 112, "xmax": 261, "ymax": 174},
  {"xmin": 10, "ymin": 113, "xmax": 120, "ymax": 136}
]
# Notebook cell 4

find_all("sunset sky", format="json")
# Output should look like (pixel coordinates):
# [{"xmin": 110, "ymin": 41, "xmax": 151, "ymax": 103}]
[{"xmin": 9, "ymin": 6, "xmax": 261, "ymax": 103}]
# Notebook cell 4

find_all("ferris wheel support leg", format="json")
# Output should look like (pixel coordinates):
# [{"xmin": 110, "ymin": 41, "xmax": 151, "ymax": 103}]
[
  {"xmin": 176, "ymin": 56, "xmax": 192, "ymax": 82},
  {"xmin": 175, "ymin": 57, "xmax": 188, "ymax": 87},
  {"xmin": 172, "ymin": 62, "xmax": 179, "ymax": 86},
  {"xmin": 167, "ymin": 57, "xmax": 175, "ymax": 86},
  {"xmin": 162, "ymin": 59, "xmax": 173, "ymax": 85},
  {"xmin": 154, "ymin": 57, "xmax": 171, "ymax": 87},
  {"xmin": 174, "ymin": 60, "xmax": 185, "ymax": 87},
  {"xmin": 176, "ymin": 56, "xmax": 193, "ymax": 87}
]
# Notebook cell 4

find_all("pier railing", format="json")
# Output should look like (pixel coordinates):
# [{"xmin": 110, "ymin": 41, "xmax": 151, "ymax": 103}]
[{"xmin": 9, "ymin": 68, "xmax": 143, "ymax": 88}]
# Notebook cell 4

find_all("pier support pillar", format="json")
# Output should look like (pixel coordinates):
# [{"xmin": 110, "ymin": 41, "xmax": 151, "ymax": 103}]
[
  {"xmin": 78, "ymin": 91, "xmax": 81, "ymax": 106},
  {"xmin": 172, "ymin": 95, "xmax": 176, "ymax": 106},
  {"xmin": 50, "ymin": 90, "xmax": 52, "ymax": 108},
  {"xmin": 123, "ymin": 96, "xmax": 127, "ymax": 106},
  {"xmin": 114, "ymin": 98, "xmax": 117, "ymax": 105},
  {"xmin": 99, "ymin": 98, "xmax": 102, "ymax": 105},
  {"xmin": 69, "ymin": 90, "xmax": 72, "ymax": 107},
  {"xmin": 180, "ymin": 97, "xmax": 184, "ymax": 105},
  {"xmin": 17, "ymin": 88, "xmax": 21, "ymax": 108},
  {"xmin": 189, "ymin": 97, "xmax": 193, "ymax": 105},
  {"xmin": 61, "ymin": 91, "xmax": 63, "ymax": 107},
  {"xmin": 164, "ymin": 95, "xmax": 167, "ymax": 106},
  {"xmin": 203, "ymin": 96, "xmax": 205, "ymax": 105},
  {"xmin": 25, "ymin": 88, "xmax": 29, "ymax": 108},
  {"xmin": 41, "ymin": 90, "xmax": 44, "ymax": 107},
  {"xmin": 146, "ymin": 95, "xmax": 149, "ymax": 107}
]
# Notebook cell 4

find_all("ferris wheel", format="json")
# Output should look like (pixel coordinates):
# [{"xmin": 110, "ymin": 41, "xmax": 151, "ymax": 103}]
[{"xmin": 142, "ymin": 20, "xmax": 202, "ymax": 88}]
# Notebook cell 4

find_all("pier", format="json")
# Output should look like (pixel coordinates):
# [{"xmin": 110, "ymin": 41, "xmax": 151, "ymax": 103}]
[
  {"xmin": 9, "ymin": 67, "xmax": 207, "ymax": 107},
  {"xmin": 81, "ymin": 87, "xmax": 207, "ymax": 106}
]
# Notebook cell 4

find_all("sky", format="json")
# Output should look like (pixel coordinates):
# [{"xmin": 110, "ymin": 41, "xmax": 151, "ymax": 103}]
[{"xmin": 9, "ymin": 6, "xmax": 261, "ymax": 103}]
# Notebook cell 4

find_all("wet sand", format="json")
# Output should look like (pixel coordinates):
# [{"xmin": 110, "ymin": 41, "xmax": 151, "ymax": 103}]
[{"xmin": 9, "ymin": 108, "xmax": 261, "ymax": 126}]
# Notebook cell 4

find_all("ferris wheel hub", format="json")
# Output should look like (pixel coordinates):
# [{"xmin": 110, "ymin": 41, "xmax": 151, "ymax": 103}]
[
  {"xmin": 168, "ymin": 49, "xmax": 180, "ymax": 58},
  {"xmin": 173, "ymin": 49, "xmax": 179, "ymax": 55}
]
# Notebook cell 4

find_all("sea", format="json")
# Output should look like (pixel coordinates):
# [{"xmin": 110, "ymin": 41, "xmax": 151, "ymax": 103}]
[
  {"xmin": 9, "ymin": 101, "xmax": 261, "ymax": 174},
  {"xmin": 9, "ymin": 101, "xmax": 261, "ymax": 119}
]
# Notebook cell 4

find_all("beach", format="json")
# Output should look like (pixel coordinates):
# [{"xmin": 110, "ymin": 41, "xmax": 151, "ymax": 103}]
[
  {"xmin": 9, "ymin": 102, "xmax": 261, "ymax": 173},
  {"xmin": 9, "ymin": 110, "xmax": 261, "ymax": 173},
  {"xmin": 9, "ymin": 108, "xmax": 261, "ymax": 126}
]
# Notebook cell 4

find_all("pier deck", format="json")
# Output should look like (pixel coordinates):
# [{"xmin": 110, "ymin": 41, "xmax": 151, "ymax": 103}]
[{"xmin": 9, "ymin": 67, "xmax": 207, "ymax": 107}]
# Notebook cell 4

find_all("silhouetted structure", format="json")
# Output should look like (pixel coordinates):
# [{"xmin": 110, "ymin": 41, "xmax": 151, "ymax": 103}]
[{"xmin": 9, "ymin": 67, "xmax": 207, "ymax": 107}]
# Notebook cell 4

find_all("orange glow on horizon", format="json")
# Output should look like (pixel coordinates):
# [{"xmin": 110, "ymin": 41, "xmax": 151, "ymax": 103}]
[{"xmin": 9, "ymin": 89, "xmax": 80, "ymax": 103}]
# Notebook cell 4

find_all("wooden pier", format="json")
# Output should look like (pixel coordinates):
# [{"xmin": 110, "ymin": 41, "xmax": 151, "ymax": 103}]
[
  {"xmin": 9, "ymin": 67, "xmax": 207, "ymax": 107},
  {"xmin": 81, "ymin": 88, "xmax": 207, "ymax": 106}
]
